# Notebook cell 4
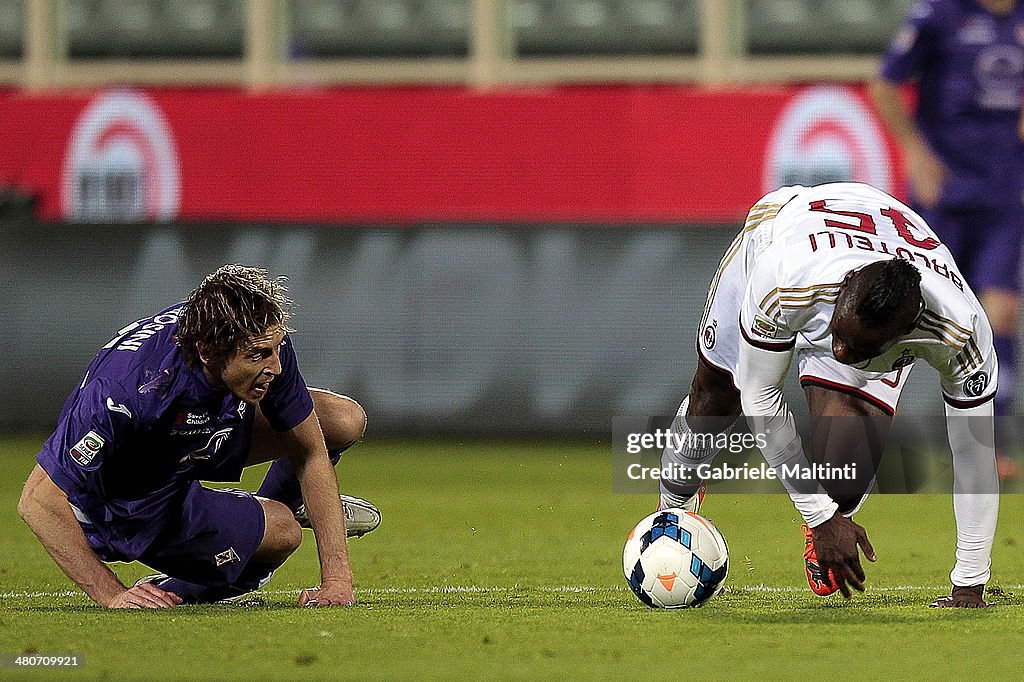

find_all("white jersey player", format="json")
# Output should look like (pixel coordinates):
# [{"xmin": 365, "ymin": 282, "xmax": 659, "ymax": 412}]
[{"xmin": 663, "ymin": 182, "xmax": 998, "ymax": 607}]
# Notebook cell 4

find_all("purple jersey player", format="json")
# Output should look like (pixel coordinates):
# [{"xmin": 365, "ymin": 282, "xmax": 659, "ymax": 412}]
[
  {"xmin": 18, "ymin": 265, "xmax": 381, "ymax": 608},
  {"xmin": 870, "ymin": 0, "xmax": 1024, "ymax": 478}
]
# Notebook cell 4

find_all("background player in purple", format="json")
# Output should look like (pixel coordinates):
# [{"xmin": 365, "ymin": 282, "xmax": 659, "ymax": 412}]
[
  {"xmin": 18, "ymin": 265, "xmax": 380, "ymax": 608},
  {"xmin": 869, "ymin": 0, "xmax": 1024, "ymax": 478}
]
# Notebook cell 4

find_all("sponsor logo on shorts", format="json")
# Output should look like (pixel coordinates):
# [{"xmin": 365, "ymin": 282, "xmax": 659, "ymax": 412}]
[
  {"xmin": 703, "ymin": 320, "xmax": 717, "ymax": 350},
  {"xmin": 214, "ymin": 547, "xmax": 241, "ymax": 567},
  {"xmin": 751, "ymin": 315, "xmax": 779, "ymax": 340},
  {"xmin": 70, "ymin": 431, "xmax": 105, "ymax": 466},
  {"xmin": 964, "ymin": 371, "xmax": 989, "ymax": 398}
]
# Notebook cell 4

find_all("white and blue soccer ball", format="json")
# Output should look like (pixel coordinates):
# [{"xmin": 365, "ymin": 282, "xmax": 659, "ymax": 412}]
[{"xmin": 623, "ymin": 508, "xmax": 729, "ymax": 608}]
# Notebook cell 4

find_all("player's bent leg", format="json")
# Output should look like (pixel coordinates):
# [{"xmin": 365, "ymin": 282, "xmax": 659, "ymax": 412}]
[
  {"xmin": 253, "ymin": 498, "xmax": 303, "ymax": 564},
  {"xmin": 659, "ymin": 359, "xmax": 741, "ymax": 512},
  {"xmin": 137, "ymin": 484, "xmax": 291, "ymax": 604},
  {"xmin": 251, "ymin": 389, "xmax": 380, "ymax": 538},
  {"xmin": 803, "ymin": 384, "xmax": 893, "ymax": 514},
  {"xmin": 246, "ymin": 389, "xmax": 366, "ymax": 467},
  {"xmin": 688, "ymin": 358, "xmax": 742, "ymax": 418},
  {"xmin": 801, "ymin": 384, "xmax": 894, "ymax": 596},
  {"xmin": 309, "ymin": 388, "xmax": 367, "ymax": 452}
]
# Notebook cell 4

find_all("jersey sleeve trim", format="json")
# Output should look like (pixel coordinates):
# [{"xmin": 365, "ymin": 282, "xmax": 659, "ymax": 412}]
[
  {"xmin": 741, "ymin": 325, "xmax": 796, "ymax": 352},
  {"xmin": 942, "ymin": 392, "xmax": 996, "ymax": 410}
]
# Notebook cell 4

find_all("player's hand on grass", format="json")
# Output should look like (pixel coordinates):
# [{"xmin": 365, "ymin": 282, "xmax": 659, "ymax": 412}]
[
  {"xmin": 930, "ymin": 584, "xmax": 988, "ymax": 609},
  {"xmin": 108, "ymin": 582, "xmax": 182, "ymax": 609},
  {"xmin": 299, "ymin": 580, "xmax": 356, "ymax": 607},
  {"xmin": 812, "ymin": 513, "xmax": 876, "ymax": 599}
]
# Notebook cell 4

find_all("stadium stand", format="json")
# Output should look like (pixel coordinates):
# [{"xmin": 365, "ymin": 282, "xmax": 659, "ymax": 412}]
[
  {"xmin": 67, "ymin": 0, "xmax": 245, "ymax": 58},
  {"xmin": 744, "ymin": 0, "xmax": 911, "ymax": 55},
  {"xmin": 514, "ymin": 0, "xmax": 699, "ymax": 56},
  {"xmin": 0, "ymin": 0, "xmax": 912, "ymax": 88},
  {"xmin": 0, "ymin": 0, "xmax": 22, "ymax": 58},
  {"xmin": 290, "ymin": 0, "xmax": 470, "ymax": 58}
]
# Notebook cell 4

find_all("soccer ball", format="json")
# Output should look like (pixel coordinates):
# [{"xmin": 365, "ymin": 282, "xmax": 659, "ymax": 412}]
[{"xmin": 622, "ymin": 508, "xmax": 729, "ymax": 608}]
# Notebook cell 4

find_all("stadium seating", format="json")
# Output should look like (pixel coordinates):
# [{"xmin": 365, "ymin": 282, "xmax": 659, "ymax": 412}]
[
  {"xmin": 744, "ymin": 0, "xmax": 912, "ymax": 55},
  {"xmin": 66, "ymin": 0, "xmax": 245, "ymax": 58},
  {"xmin": 0, "ymin": 0, "xmax": 22, "ymax": 58},
  {"xmin": 2, "ymin": 0, "xmax": 915, "ymax": 63},
  {"xmin": 289, "ymin": 0, "xmax": 698, "ymax": 58},
  {"xmin": 513, "ymin": 0, "xmax": 700, "ymax": 56},
  {"xmin": 289, "ymin": 0, "xmax": 471, "ymax": 58}
]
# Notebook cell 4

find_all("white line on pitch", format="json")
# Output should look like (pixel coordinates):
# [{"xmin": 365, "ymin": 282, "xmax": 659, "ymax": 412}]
[{"xmin": 6, "ymin": 584, "xmax": 1023, "ymax": 600}]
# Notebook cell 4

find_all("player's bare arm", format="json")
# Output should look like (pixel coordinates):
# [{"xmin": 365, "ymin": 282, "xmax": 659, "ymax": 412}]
[
  {"xmin": 18, "ymin": 465, "xmax": 182, "ymax": 609},
  {"xmin": 930, "ymin": 399, "xmax": 999, "ymax": 608},
  {"xmin": 867, "ymin": 78, "xmax": 947, "ymax": 208},
  {"xmin": 738, "ymin": 340, "xmax": 873, "ymax": 598},
  {"xmin": 285, "ymin": 411, "xmax": 356, "ymax": 607}
]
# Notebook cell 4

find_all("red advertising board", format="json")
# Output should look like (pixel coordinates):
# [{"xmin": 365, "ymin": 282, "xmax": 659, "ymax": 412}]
[{"xmin": 0, "ymin": 85, "xmax": 903, "ymax": 224}]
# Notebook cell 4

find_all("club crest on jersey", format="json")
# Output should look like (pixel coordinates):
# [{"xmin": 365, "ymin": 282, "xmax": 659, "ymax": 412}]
[
  {"xmin": 70, "ymin": 431, "xmax": 104, "ymax": 466},
  {"xmin": 703, "ymin": 320, "xmax": 718, "ymax": 350},
  {"xmin": 891, "ymin": 349, "xmax": 916, "ymax": 371},
  {"xmin": 751, "ymin": 315, "xmax": 780, "ymax": 340},
  {"xmin": 214, "ymin": 547, "xmax": 241, "ymax": 567},
  {"xmin": 138, "ymin": 369, "xmax": 173, "ymax": 395},
  {"xmin": 964, "ymin": 371, "xmax": 989, "ymax": 398}
]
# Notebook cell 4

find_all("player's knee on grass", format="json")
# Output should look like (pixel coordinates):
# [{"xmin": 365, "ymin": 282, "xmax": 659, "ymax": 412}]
[
  {"xmin": 310, "ymin": 389, "xmax": 367, "ymax": 451},
  {"xmin": 255, "ymin": 498, "xmax": 303, "ymax": 563}
]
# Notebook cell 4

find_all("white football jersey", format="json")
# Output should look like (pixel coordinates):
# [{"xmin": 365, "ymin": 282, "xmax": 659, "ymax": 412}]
[{"xmin": 738, "ymin": 183, "xmax": 997, "ymax": 408}]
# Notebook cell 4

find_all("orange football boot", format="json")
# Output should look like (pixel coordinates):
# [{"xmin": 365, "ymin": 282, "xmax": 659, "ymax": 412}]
[{"xmin": 802, "ymin": 523, "xmax": 839, "ymax": 596}]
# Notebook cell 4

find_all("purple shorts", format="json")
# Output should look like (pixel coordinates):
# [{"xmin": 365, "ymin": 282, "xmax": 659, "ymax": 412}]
[
  {"xmin": 109, "ymin": 481, "xmax": 266, "ymax": 589},
  {"xmin": 918, "ymin": 204, "xmax": 1024, "ymax": 292}
]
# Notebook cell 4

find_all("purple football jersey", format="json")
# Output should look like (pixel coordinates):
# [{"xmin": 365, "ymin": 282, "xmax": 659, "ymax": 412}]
[
  {"xmin": 879, "ymin": 0, "xmax": 1024, "ymax": 208},
  {"xmin": 36, "ymin": 303, "xmax": 314, "ymax": 561}
]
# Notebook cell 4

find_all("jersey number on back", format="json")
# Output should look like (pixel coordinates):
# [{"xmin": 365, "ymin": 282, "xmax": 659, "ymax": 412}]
[{"xmin": 809, "ymin": 200, "xmax": 940, "ymax": 250}]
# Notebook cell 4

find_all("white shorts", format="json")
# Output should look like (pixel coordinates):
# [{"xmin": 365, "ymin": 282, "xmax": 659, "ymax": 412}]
[{"xmin": 695, "ymin": 229, "xmax": 912, "ymax": 417}]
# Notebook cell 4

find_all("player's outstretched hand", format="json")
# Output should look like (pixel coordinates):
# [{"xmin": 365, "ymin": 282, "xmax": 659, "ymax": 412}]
[
  {"xmin": 811, "ymin": 513, "xmax": 876, "ymax": 599},
  {"xmin": 930, "ymin": 585, "xmax": 988, "ymax": 609},
  {"xmin": 299, "ymin": 581, "xmax": 356, "ymax": 607},
  {"xmin": 108, "ymin": 582, "xmax": 182, "ymax": 609}
]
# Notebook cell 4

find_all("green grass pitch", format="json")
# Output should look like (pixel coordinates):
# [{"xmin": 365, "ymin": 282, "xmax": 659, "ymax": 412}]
[{"xmin": 2, "ymin": 433, "xmax": 1024, "ymax": 680}]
